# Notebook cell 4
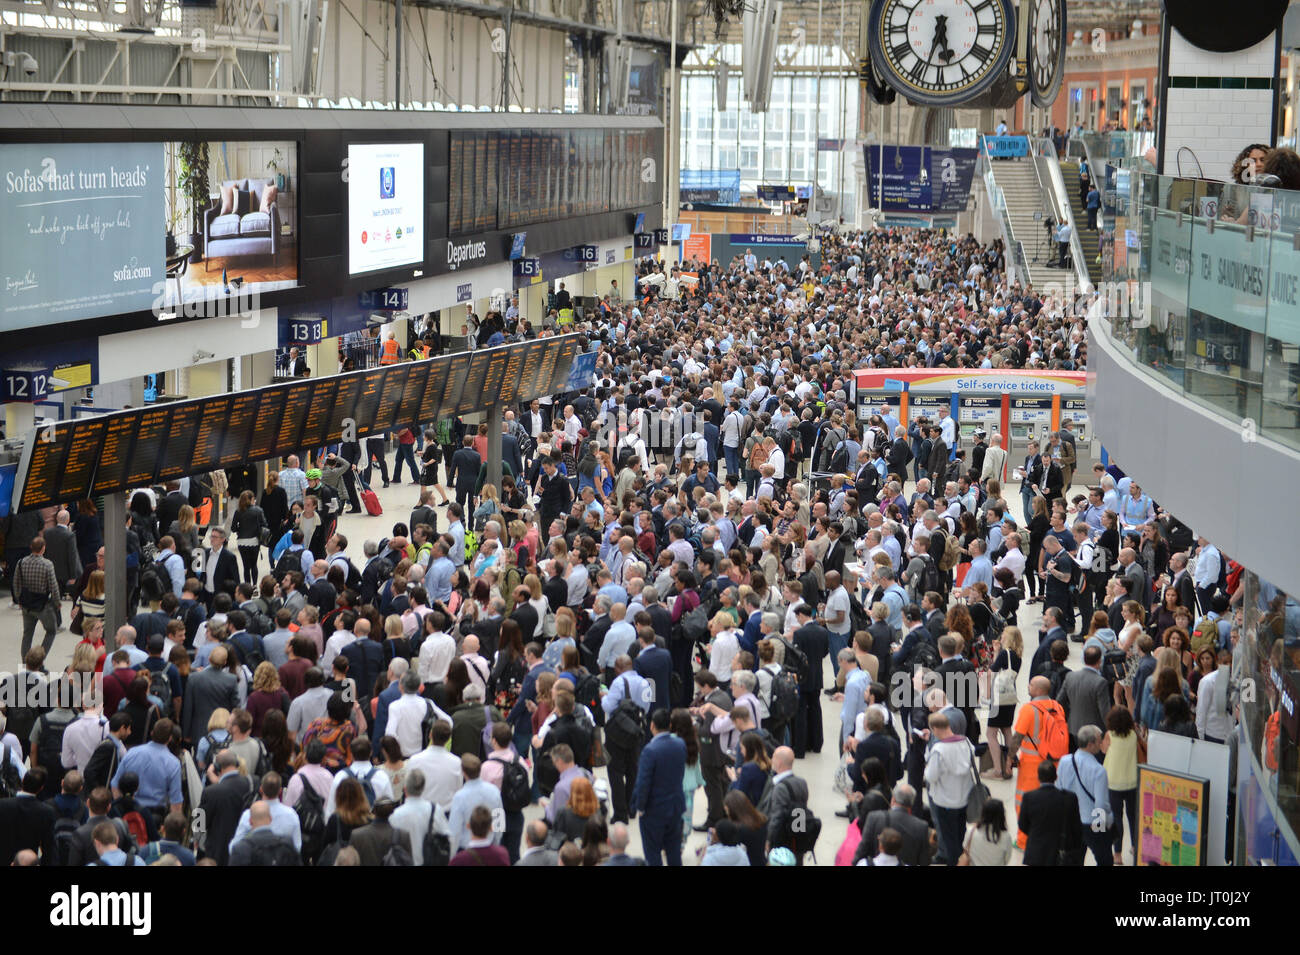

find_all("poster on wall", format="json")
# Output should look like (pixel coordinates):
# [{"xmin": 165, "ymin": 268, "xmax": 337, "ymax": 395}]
[
  {"xmin": 1, "ymin": 142, "xmax": 164, "ymax": 332},
  {"xmin": 682, "ymin": 233, "xmax": 711, "ymax": 264},
  {"xmin": 1138, "ymin": 765, "xmax": 1208, "ymax": 866},
  {"xmin": 347, "ymin": 142, "xmax": 425, "ymax": 276}
]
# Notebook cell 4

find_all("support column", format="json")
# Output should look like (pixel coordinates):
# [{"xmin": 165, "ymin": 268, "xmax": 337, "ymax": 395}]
[
  {"xmin": 104, "ymin": 492, "xmax": 127, "ymax": 636},
  {"xmin": 486, "ymin": 403, "xmax": 504, "ymax": 492}
]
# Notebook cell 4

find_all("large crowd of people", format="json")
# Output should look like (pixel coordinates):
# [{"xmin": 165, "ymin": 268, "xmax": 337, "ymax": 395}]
[{"xmin": 0, "ymin": 225, "xmax": 1247, "ymax": 867}]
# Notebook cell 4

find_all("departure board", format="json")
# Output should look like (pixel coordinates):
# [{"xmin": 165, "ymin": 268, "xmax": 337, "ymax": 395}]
[
  {"xmin": 248, "ymin": 389, "xmax": 287, "ymax": 462},
  {"xmin": 352, "ymin": 369, "xmax": 387, "ymax": 437},
  {"xmin": 158, "ymin": 404, "xmax": 203, "ymax": 482},
  {"xmin": 18, "ymin": 427, "xmax": 70, "ymax": 511},
  {"xmin": 535, "ymin": 344, "xmax": 559, "ymax": 405},
  {"xmin": 299, "ymin": 378, "xmax": 339, "ymax": 451},
  {"xmin": 419, "ymin": 357, "xmax": 451, "ymax": 423},
  {"xmin": 397, "ymin": 362, "xmax": 429, "ymax": 430},
  {"xmin": 192, "ymin": 397, "xmax": 232, "ymax": 473},
  {"xmin": 498, "ymin": 343, "xmax": 526, "ymax": 407},
  {"xmin": 220, "ymin": 393, "xmax": 260, "ymax": 467},
  {"xmin": 444, "ymin": 353, "xmax": 473, "ymax": 416},
  {"xmin": 276, "ymin": 381, "xmax": 314, "ymax": 454},
  {"xmin": 94, "ymin": 414, "xmax": 139, "ymax": 496},
  {"xmin": 13, "ymin": 336, "xmax": 581, "ymax": 512},
  {"xmin": 128, "ymin": 407, "xmax": 173, "ymax": 486},
  {"xmin": 481, "ymin": 347, "xmax": 510, "ymax": 406},
  {"xmin": 374, "ymin": 364, "xmax": 408, "ymax": 434},
  {"xmin": 548, "ymin": 337, "xmax": 580, "ymax": 394},
  {"xmin": 329, "ymin": 375, "xmax": 363, "ymax": 444},
  {"xmin": 57, "ymin": 418, "xmax": 107, "ymax": 502},
  {"xmin": 448, "ymin": 135, "xmax": 464, "ymax": 234},
  {"xmin": 517, "ymin": 340, "xmax": 549, "ymax": 401},
  {"xmin": 457, "ymin": 351, "xmax": 489, "ymax": 414}
]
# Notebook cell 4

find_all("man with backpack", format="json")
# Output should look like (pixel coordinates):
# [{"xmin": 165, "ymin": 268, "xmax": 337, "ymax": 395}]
[
  {"xmin": 228, "ymin": 800, "xmax": 302, "ymax": 866},
  {"xmin": 601, "ymin": 655, "xmax": 652, "ymax": 825},
  {"xmin": 759, "ymin": 746, "xmax": 820, "ymax": 864},
  {"xmin": 325, "ymin": 736, "xmax": 393, "ymax": 816},
  {"xmin": 136, "ymin": 634, "xmax": 183, "ymax": 722},
  {"xmin": 227, "ymin": 772, "xmax": 303, "ymax": 857},
  {"xmin": 1010, "ymin": 675, "xmax": 1070, "ymax": 849}
]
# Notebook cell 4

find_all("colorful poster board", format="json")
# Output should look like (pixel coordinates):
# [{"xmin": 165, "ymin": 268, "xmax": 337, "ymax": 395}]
[{"xmin": 1138, "ymin": 765, "xmax": 1209, "ymax": 866}]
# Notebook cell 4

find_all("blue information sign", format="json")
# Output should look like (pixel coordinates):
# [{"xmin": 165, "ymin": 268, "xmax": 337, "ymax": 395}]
[{"xmin": 864, "ymin": 145, "xmax": 979, "ymax": 213}]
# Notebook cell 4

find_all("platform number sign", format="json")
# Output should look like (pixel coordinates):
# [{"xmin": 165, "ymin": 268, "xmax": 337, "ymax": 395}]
[
  {"xmin": 3, "ymin": 368, "xmax": 51, "ymax": 403},
  {"xmin": 288, "ymin": 319, "xmax": 324, "ymax": 344}
]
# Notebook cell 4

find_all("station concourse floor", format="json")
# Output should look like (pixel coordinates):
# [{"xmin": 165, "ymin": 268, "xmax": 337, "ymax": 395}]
[{"xmin": 0, "ymin": 469, "xmax": 1108, "ymax": 866}]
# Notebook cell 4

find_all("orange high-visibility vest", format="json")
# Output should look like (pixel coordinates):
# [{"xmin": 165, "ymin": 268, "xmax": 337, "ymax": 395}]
[{"xmin": 380, "ymin": 338, "xmax": 401, "ymax": 364}]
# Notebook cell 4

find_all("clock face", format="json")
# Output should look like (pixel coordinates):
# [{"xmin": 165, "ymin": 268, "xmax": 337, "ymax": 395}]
[
  {"xmin": 869, "ymin": 0, "xmax": 1015, "ymax": 106},
  {"xmin": 1029, "ymin": 0, "xmax": 1065, "ymax": 108}
]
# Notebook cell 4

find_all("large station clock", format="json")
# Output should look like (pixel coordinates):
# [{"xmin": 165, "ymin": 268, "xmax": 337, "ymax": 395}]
[
  {"xmin": 868, "ymin": 0, "xmax": 1017, "ymax": 107},
  {"xmin": 1028, "ymin": 0, "xmax": 1065, "ymax": 108}
]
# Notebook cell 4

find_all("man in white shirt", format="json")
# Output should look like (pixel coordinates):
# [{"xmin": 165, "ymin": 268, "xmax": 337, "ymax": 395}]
[
  {"xmin": 563, "ymin": 405, "xmax": 581, "ymax": 445},
  {"xmin": 389, "ymin": 768, "xmax": 450, "ymax": 865},
  {"xmin": 859, "ymin": 827, "xmax": 904, "ymax": 866},
  {"xmin": 320, "ymin": 613, "xmax": 357, "ymax": 674},
  {"xmin": 386, "ymin": 671, "xmax": 450, "ymax": 757},
  {"xmin": 994, "ymin": 533, "xmax": 1027, "ymax": 583},
  {"xmin": 229, "ymin": 773, "xmax": 302, "ymax": 853},
  {"xmin": 938, "ymin": 408, "xmax": 956, "ymax": 449},
  {"xmin": 404, "ymin": 720, "xmax": 463, "ymax": 811}
]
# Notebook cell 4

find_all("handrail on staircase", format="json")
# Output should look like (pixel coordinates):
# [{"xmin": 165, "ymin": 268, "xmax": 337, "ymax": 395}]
[
  {"xmin": 1031, "ymin": 137, "xmax": 1093, "ymax": 294},
  {"xmin": 976, "ymin": 144, "xmax": 1029, "ymax": 287}
]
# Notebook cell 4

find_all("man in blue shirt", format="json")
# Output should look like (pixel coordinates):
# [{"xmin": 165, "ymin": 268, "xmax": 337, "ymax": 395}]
[
  {"xmin": 426, "ymin": 540, "xmax": 455, "ymax": 605},
  {"xmin": 1056, "ymin": 725, "xmax": 1113, "ymax": 866},
  {"xmin": 601, "ymin": 656, "xmax": 651, "ymax": 824},
  {"xmin": 111, "ymin": 719, "xmax": 183, "ymax": 816},
  {"xmin": 1192, "ymin": 536, "xmax": 1221, "ymax": 612},
  {"xmin": 88, "ymin": 822, "xmax": 147, "ymax": 866},
  {"xmin": 962, "ymin": 539, "xmax": 995, "ymax": 597},
  {"xmin": 446, "ymin": 505, "xmax": 467, "ymax": 569},
  {"xmin": 446, "ymin": 755, "xmax": 503, "ymax": 856}
]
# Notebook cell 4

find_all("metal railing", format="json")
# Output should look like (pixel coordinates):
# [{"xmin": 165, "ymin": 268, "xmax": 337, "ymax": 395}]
[
  {"xmin": 1031, "ymin": 137, "xmax": 1093, "ymax": 293},
  {"xmin": 977, "ymin": 147, "xmax": 1028, "ymax": 286}
]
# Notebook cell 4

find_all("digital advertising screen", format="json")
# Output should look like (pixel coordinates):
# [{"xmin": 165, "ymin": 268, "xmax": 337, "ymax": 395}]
[{"xmin": 347, "ymin": 142, "xmax": 425, "ymax": 276}]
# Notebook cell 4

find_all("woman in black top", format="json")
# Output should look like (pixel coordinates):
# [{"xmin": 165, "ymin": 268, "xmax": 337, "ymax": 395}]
[
  {"xmin": 1096, "ymin": 511, "xmax": 1121, "ymax": 578},
  {"xmin": 852, "ymin": 756, "xmax": 893, "ymax": 826},
  {"xmin": 128, "ymin": 492, "xmax": 159, "ymax": 549},
  {"xmin": 260, "ymin": 472, "xmax": 289, "ymax": 563},
  {"xmin": 229, "ymin": 490, "xmax": 268, "ymax": 585},
  {"xmin": 322, "ymin": 777, "xmax": 372, "ymax": 849},
  {"xmin": 1026, "ymin": 496, "xmax": 1050, "ymax": 601},
  {"xmin": 120, "ymin": 674, "xmax": 162, "ymax": 748},
  {"xmin": 724, "ymin": 790, "xmax": 769, "ymax": 867}
]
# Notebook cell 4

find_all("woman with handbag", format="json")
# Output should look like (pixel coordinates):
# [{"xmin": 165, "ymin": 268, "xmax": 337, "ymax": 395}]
[
  {"xmin": 960, "ymin": 798, "xmax": 1013, "ymax": 865},
  {"xmin": 984, "ymin": 627, "xmax": 1022, "ymax": 779},
  {"xmin": 72, "ymin": 569, "xmax": 107, "ymax": 636}
]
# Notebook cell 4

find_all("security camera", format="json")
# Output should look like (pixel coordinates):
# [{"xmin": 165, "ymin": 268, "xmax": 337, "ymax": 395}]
[
  {"xmin": 192, "ymin": 348, "xmax": 215, "ymax": 363},
  {"xmin": 4, "ymin": 51, "xmax": 38, "ymax": 76}
]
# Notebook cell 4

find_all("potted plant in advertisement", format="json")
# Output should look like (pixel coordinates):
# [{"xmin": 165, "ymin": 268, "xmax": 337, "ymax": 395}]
[
  {"xmin": 268, "ymin": 146, "xmax": 287, "ymax": 192},
  {"xmin": 177, "ymin": 140, "xmax": 210, "ymax": 262}
]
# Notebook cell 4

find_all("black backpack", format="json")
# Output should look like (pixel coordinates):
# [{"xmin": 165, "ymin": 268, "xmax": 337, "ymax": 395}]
[
  {"xmin": 908, "ymin": 634, "xmax": 941, "ymax": 671},
  {"xmin": 493, "ymin": 754, "xmax": 532, "ymax": 813},
  {"xmin": 423, "ymin": 805, "xmax": 451, "ymax": 866},
  {"xmin": 604, "ymin": 677, "xmax": 647, "ymax": 749},
  {"xmin": 916, "ymin": 554, "xmax": 943, "ymax": 597},
  {"xmin": 83, "ymin": 736, "xmax": 120, "ymax": 792},
  {"xmin": 274, "ymin": 547, "xmax": 305, "ymax": 581},
  {"xmin": 572, "ymin": 671, "xmax": 605, "ymax": 727},
  {"xmin": 246, "ymin": 834, "xmax": 303, "ymax": 866},
  {"xmin": 768, "ymin": 668, "xmax": 800, "ymax": 723},
  {"xmin": 294, "ymin": 778, "xmax": 327, "ymax": 864},
  {"xmin": 776, "ymin": 637, "xmax": 810, "ymax": 685},
  {"xmin": 0, "ymin": 743, "xmax": 21, "ymax": 798},
  {"xmin": 53, "ymin": 816, "xmax": 81, "ymax": 866},
  {"xmin": 36, "ymin": 711, "xmax": 73, "ymax": 779},
  {"xmin": 140, "ymin": 553, "xmax": 180, "ymax": 599},
  {"xmin": 848, "ymin": 594, "xmax": 871, "ymax": 638}
]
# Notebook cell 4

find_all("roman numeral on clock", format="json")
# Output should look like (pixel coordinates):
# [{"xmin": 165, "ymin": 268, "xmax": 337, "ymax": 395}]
[
  {"xmin": 892, "ymin": 42, "xmax": 912, "ymax": 62},
  {"xmin": 977, "ymin": 22, "xmax": 997, "ymax": 35},
  {"xmin": 970, "ymin": 0, "xmax": 992, "ymax": 12},
  {"xmin": 908, "ymin": 57, "xmax": 928, "ymax": 82},
  {"xmin": 971, "ymin": 42, "xmax": 992, "ymax": 64}
]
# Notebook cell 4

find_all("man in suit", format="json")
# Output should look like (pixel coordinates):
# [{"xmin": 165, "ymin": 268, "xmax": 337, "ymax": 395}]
[
  {"xmin": 633, "ymin": 625, "xmax": 673, "ymax": 715},
  {"xmin": 1029, "ymin": 607, "xmax": 1068, "ymax": 678},
  {"xmin": 822, "ymin": 522, "xmax": 852, "ymax": 580},
  {"xmin": 181, "ymin": 645, "xmax": 240, "ymax": 743},
  {"xmin": 979, "ymin": 433, "xmax": 1008, "ymax": 486},
  {"xmin": 922, "ymin": 591, "xmax": 947, "ymax": 642},
  {"xmin": 197, "ymin": 750, "xmax": 253, "ymax": 866},
  {"xmin": 847, "ymin": 707, "xmax": 903, "ymax": 787},
  {"xmin": 937, "ymin": 633, "xmax": 979, "ymax": 745},
  {"xmin": 857, "ymin": 784, "xmax": 933, "ymax": 866},
  {"xmin": 0, "ymin": 766, "xmax": 55, "ymax": 864},
  {"xmin": 64, "ymin": 787, "xmax": 133, "ymax": 867},
  {"xmin": 700, "ymin": 410, "xmax": 721, "ymax": 475},
  {"xmin": 514, "ymin": 818, "xmax": 559, "ymax": 866},
  {"xmin": 45, "ymin": 509, "xmax": 82, "ymax": 597},
  {"xmin": 759, "ymin": 746, "xmax": 812, "ymax": 860},
  {"xmin": 448, "ymin": 437, "xmax": 482, "ymax": 516},
  {"xmin": 1018, "ymin": 760, "xmax": 1083, "ymax": 865},
  {"xmin": 631, "ymin": 708, "xmax": 687, "ymax": 866},
  {"xmin": 1055, "ymin": 645, "xmax": 1113, "ymax": 736},
  {"xmin": 791, "ymin": 604, "xmax": 830, "ymax": 758},
  {"xmin": 1030, "ymin": 452, "xmax": 1065, "ymax": 507},
  {"xmin": 926, "ymin": 426, "xmax": 949, "ymax": 485},
  {"xmin": 887, "ymin": 426, "xmax": 913, "ymax": 481},
  {"xmin": 201, "ymin": 527, "xmax": 240, "ymax": 609},
  {"xmin": 500, "ymin": 423, "xmax": 524, "ymax": 480},
  {"xmin": 505, "ymin": 642, "xmax": 549, "ymax": 756},
  {"xmin": 1169, "ymin": 553, "xmax": 1197, "ymax": 614},
  {"xmin": 347, "ymin": 797, "xmax": 413, "ymax": 866},
  {"xmin": 155, "ymin": 483, "xmax": 188, "ymax": 536}
]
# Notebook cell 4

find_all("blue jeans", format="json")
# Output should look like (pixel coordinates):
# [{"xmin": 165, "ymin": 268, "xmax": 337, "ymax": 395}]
[
  {"xmin": 1021, "ymin": 485, "xmax": 1033, "ymax": 525},
  {"xmin": 393, "ymin": 444, "xmax": 419, "ymax": 482},
  {"xmin": 723, "ymin": 445, "xmax": 741, "ymax": 479},
  {"xmin": 640, "ymin": 813, "xmax": 684, "ymax": 866},
  {"xmin": 828, "ymin": 630, "xmax": 851, "ymax": 686}
]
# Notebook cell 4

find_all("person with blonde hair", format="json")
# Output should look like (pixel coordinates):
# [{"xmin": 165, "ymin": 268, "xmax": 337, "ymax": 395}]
[
  {"xmin": 246, "ymin": 661, "xmax": 290, "ymax": 736},
  {"xmin": 984, "ymin": 626, "xmax": 1023, "ymax": 779},
  {"xmin": 705, "ymin": 611, "xmax": 744, "ymax": 689}
]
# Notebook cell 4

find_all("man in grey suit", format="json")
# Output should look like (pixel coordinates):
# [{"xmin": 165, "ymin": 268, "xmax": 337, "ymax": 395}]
[
  {"xmin": 44, "ymin": 510, "xmax": 82, "ymax": 596},
  {"xmin": 181, "ymin": 645, "xmax": 240, "ymax": 744},
  {"xmin": 500, "ymin": 423, "xmax": 524, "ymax": 480},
  {"xmin": 857, "ymin": 784, "xmax": 933, "ymax": 866},
  {"xmin": 758, "ymin": 746, "xmax": 813, "ymax": 861},
  {"xmin": 601, "ymin": 822, "xmax": 646, "ymax": 866},
  {"xmin": 1055, "ymin": 645, "xmax": 1114, "ymax": 736},
  {"xmin": 514, "ymin": 819, "xmax": 558, "ymax": 866}
]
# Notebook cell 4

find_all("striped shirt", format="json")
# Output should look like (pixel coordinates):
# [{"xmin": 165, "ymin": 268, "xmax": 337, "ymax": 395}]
[{"xmin": 16, "ymin": 554, "xmax": 59, "ymax": 604}]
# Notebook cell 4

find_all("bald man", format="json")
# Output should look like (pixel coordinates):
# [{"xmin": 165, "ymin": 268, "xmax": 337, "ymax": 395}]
[
  {"xmin": 228, "ymin": 800, "xmax": 301, "ymax": 866},
  {"xmin": 1008, "ymin": 676, "xmax": 1069, "ymax": 850}
]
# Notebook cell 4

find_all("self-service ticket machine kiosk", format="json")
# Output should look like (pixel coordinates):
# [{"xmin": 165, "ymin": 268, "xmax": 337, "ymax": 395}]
[
  {"xmin": 1008, "ymin": 397, "xmax": 1054, "ymax": 463},
  {"xmin": 958, "ymin": 396, "xmax": 1002, "ymax": 458},
  {"xmin": 907, "ymin": 395, "xmax": 948, "ymax": 431},
  {"xmin": 1060, "ymin": 397, "xmax": 1095, "ymax": 464}
]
